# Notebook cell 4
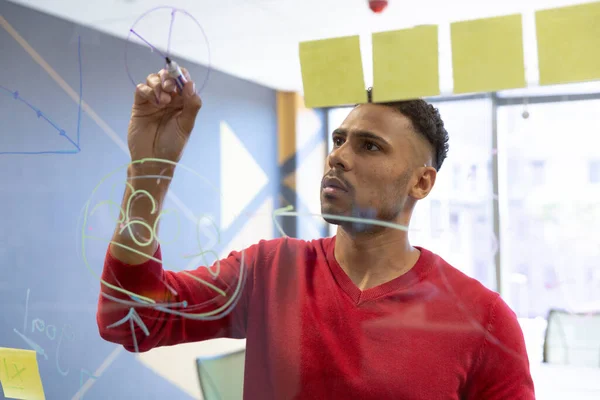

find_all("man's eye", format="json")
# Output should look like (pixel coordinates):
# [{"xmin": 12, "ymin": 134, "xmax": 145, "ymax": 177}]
[
  {"xmin": 333, "ymin": 137, "xmax": 344, "ymax": 147},
  {"xmin": 365, "ymin": 142, "xmax": 380, "ymax": 151}
]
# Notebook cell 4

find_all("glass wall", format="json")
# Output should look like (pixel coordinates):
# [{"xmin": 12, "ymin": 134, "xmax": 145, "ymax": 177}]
[
  {"xmin": 326, "ymin": 89, "xmax": 600, "ymax": 315},
  {"xmin": 497, "ymin": 98, "xmax": 600, "ymax": 319},
  {"xmin": 320, "ymin": 81, "xmax": 600, "ymax": 399}
]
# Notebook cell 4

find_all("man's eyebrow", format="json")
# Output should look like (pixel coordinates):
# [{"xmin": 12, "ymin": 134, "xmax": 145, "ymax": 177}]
[{"xmin": 332, "ymin": 128, "xmax": 390, "ymax": 145}]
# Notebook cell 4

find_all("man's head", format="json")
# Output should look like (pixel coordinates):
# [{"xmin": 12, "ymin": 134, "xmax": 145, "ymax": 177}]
[{"xmin": 321, "ymin": 90, "xmax": 449, "ymax": 233}]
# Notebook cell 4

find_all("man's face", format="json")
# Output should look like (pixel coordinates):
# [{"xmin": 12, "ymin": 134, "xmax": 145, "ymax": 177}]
[{"xmin": 320, "ymin": 104, "xmax": 431, "ymax": 231}]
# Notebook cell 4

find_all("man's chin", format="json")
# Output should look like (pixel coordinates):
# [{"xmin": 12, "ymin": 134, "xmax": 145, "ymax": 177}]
[
  {"xmin": 321, "ymin": 201, "xmax": 383, "ymax": 234},
  {"xmin": 322, "ymin": 215, "xmax": 344, "ymax": 226},
  {"xmin": 320, "ymin": 204, "xmax": 348, "ymax": 226}
]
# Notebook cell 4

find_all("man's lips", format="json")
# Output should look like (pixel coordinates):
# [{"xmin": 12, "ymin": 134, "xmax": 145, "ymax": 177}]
[{"xmin": 322, "ymin": 176, "xmax": 349, "ymax": 192}]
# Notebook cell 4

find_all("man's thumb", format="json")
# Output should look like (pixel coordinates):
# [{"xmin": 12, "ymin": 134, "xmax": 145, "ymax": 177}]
[{"xmin": 178, "ymin": 81, "xmax": 202, "ymax": 134}]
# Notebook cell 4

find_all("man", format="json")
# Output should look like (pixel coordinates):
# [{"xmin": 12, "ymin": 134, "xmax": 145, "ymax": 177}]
[{"xmin": 97, "ymin": 69, "xmax": 535, "ymax": 399}]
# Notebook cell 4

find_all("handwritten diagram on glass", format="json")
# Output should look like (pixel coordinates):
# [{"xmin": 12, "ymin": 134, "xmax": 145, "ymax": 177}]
[
  {"xmin": 81, "ymin": 158, "xmax": 245, "ymax": 353},
  {"xmin": 125, "ymin": 6, "xmax": 211, "ymax": 95},
  {"xmin": 0, "ymin": 37, "xmax": 83, "ymax": 155}
]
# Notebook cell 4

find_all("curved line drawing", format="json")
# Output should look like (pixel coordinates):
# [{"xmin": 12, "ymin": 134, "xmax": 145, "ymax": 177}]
[
  {"xmin": 166, "ymin": 9, "xmax": 176, "ymax": 57},
  {"xmin": 124, "ymin": 6, "xmax": 212, "ymax": 95},
  {"xmin": 82, "ymin": 158, "xmax": 245, "ymax": 320},
  {"xmin": 0, "ymin": 36, "xmax": 83, "ymax": 155},
  {"xmin": 105, "ymin": 308, "xmax": 150, "ymax": 354}
]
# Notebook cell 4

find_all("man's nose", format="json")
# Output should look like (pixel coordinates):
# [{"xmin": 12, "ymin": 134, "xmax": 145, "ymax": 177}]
[{"xmin": 328, "ymin": 145, "xmax": 352, "ymax": 171}]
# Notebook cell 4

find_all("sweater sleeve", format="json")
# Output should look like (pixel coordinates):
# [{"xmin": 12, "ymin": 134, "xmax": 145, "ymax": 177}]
[
  {"xmin": 464, "ymin": 295, "xmax": 536, "ymax": 399},
  {"xmin": 96, "ymin": 241, "xmax": 259, "ymax": 353}
]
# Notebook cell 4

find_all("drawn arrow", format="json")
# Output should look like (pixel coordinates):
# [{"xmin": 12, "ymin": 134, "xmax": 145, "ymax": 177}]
[{"xmin": 105, "ymin": 308, "xmax": 150, "ymax": 354}]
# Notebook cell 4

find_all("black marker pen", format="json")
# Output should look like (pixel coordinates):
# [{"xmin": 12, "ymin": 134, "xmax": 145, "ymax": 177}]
[{"xmin": 165, "ymin": 57, "xmax": 187, "ymax": 92}]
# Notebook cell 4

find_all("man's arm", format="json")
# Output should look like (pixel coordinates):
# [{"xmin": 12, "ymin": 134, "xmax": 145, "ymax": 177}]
[
  {"xmin": 96, "ymin": 165, "xmax": 256, "ymax": 352},
  {"xmin": 108, "ymin": 163, "xmax": 171, "ymax": 265},
  {"xmin": 94, "ymin": 66, "xmax": 259, "ymax": 352},
  {"xmin": 97, "ymin": 240, "xmax": 255, "ymax": 352},
  {"xmin": 464, "ymin": 295, "xmax": 536, "ymax": 399}
]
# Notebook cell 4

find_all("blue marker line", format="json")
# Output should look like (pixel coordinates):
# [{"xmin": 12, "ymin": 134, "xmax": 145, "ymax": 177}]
[
  {"xmin": 0, "ymin": 149, "xmax": 79, "ymax": 155},
  {"xmin": 0, "ymin": 35, "xmax": 83, "ymax": 155},
  {"xmin": 106, "ymin": 308, "xmax": 150, "ymax": 336},
  {"xmin": 76, "ymin": 35, "xmax": 83, "ymax": 147},
  {"xmin": 129, "ymin": 318, "xmax": 139, "ymax": 353},
  {"xmin": 0, "ymin": 87, "xmax": 79, "ymax": 154},
  {"xmin": 13, "ymin": 328, "xmax": 48, "ymax": 360},
  {"xmin": 62, "ymin": 132, "xmax": 80, "ymax": 150},
  {"xmin": 79, "ymin": 369, "xmax": 99, "ymax": 389},
  {"xmin": 130, "ymin": 29, "xmax": 167, "ymax": 59},
  {"xmin": 166, "ymin": 10, "xmax": 176, "ymax": 58},
  {"xmin": 105, "ymin": 308, "xmax": 150, "ymax": 354},
  {"xmin": 18, "ymin": 101, "xmax": 64, "ymax": 133}
]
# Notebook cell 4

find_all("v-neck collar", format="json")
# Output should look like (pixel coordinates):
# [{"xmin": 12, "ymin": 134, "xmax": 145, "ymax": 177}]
[{"xmin": 324, "ymin": 236, "xmax": 432, "ymax": 305}]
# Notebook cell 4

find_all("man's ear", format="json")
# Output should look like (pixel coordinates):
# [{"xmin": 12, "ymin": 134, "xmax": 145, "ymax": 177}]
[{"xmin": 410, "ymin": 166, "xmax": 436, "ymax": 200}]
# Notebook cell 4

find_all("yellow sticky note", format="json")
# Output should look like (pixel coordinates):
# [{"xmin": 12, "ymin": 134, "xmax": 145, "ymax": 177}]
[
  {"xmin": 0, "ymin": 348, "xmax": 45, "ymax": 400},
  {"xmin": 536, "ymin": 1, "xmax": 600, "ymax": 86},
  {"xmin": 372, "ymin": 25, "xmax": 440, "ymax": 102},
  {"xmin": 299, "ymin": 35, "xmax": 367, "ymax": 108},
  {"xmin": 451, "ymin": 14, "xmax": 526, "ymax": 94}
]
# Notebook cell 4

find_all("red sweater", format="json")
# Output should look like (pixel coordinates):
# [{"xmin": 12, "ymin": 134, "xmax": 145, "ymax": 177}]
[{"xmin": 97, "ymin": 236, "xmax": 535, "ymax": 399}]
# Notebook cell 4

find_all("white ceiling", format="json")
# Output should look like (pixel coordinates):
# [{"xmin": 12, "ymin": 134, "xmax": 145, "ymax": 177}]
[{"xmin": 5, "ymin": 0, "xmax": 595, "ymax": 92}]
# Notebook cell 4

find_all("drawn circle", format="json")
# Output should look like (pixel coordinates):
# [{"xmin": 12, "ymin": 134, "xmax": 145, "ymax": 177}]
[
  {"xmin": 124, "ymin": 6, "xmax": 211, "ymax": 94},
  {"xmin": 80, "ymin": 158, "xmax": 246, "ymax": 320}
]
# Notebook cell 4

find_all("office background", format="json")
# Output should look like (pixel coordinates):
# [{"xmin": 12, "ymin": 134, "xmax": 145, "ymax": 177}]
[{"xmin": 1, "ymin": 0, "xmax": 599, "ymax": 399}]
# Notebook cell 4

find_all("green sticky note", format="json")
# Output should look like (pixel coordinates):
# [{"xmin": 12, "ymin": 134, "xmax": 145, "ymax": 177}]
[
  {"xmin": 372, "ymin": 25, "xmax": 440, "ymax": 102},
  {"xmin": 536, "ymin": 1, "xmax": 600, "ymax": 86},
  {"xmin": 299, "ymin": 35, "xmax": 367, "ymax": 108},
  {"xmin": 451, "ymin": 14, "xmax": 526, "ymax": 94},
  {"xmin": 0, "ymin": 348, "xmax": 45, "ymax": 400}
]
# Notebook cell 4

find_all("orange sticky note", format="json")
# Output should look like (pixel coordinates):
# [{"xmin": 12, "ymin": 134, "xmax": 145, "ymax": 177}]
[
  {"xmin": 0, "ymin": 348, "xmax": 45, "ymax": 400},
  {"xmin": 299, "ymin": 35, "xmax": 367, "ymax": 108},
  {"xmin": 536, "ymin": 1, "xmax": 600, "ymax": 85}
]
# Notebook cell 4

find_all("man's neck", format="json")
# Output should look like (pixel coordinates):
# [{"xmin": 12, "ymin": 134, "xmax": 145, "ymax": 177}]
[{"xmin": 333, "ymin": 225, "xmax": 420, "ymax": 291}]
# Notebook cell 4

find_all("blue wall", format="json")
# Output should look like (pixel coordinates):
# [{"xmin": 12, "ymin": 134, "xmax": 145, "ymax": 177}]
[{"xmin": 0, "ymin": 0, "xmax": 278, "ymax": 398}]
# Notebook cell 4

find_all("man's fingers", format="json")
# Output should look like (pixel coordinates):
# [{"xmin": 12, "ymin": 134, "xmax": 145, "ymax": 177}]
[
  {"xmin": 177, "ymin": 81, "xmax": 202, "ymax": 134},
  {"xmin": 159, "ymin": 69, "xmax": 176, "ymax": 93},
  {"xmin": 134, "ymin": 83, "xmax": 157, "ymax": 105},
  {"xmin": 133, "ymin": 70, "xmax": 184, "ymax": 106},
  {"xmin": 181, "ymin": 67, "xmax": 192, "ymax": 83},
  {"xmin": 146, "ymin": 73, "xmax": 171, "ymax": 105}
]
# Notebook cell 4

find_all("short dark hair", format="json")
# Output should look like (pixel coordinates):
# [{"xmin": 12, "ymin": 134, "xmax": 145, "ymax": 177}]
[{"xmin": 366, "ymin": 87, "xmax": 449, "ymax": 171}]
